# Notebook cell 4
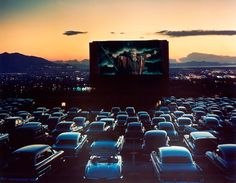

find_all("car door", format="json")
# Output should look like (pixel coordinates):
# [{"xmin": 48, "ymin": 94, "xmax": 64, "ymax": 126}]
[{"xmin": 34, "ymin": 148, "xmax": 55, "ymax": 176}]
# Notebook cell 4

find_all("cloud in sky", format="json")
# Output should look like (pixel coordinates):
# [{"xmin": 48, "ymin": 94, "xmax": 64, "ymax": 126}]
[
  {"xmin": 63, "ymin": 30, "xmax": 88, "ymax": 36},
  {"xmin": 179, "ymin": 52, "xmax": 236, "ymax": 63},
  {"xmin": 110, "ymin": 32, "xmax": 126, "ymax": 34},
  {"xmin": 157, "ymin": 30, "xmax": 236, "ymax": 37}
]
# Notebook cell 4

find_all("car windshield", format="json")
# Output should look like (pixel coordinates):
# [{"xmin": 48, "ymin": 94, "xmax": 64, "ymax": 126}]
[
  {"xmin": 91, "ymin": 156, "xmax": 118, "ymax": 163},
  {"xmin": 162, "ymin": 156, "xmax": 191, "ymax": 163},
  {"xmin": 56, "ymin": 139, "xmax": 76, "ymax": 146}
]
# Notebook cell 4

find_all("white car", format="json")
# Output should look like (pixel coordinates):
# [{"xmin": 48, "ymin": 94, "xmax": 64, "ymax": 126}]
[
  {"xmin": 84, "ymin": 139, "xmax": 124, "ymax": 181},
  {"xmin": 151, "ymin": 146, "xmax": 203, "ymax": 183},
  {"xmin": 53, "ymin": 132, "xmax": 87, "ymax": 158}
]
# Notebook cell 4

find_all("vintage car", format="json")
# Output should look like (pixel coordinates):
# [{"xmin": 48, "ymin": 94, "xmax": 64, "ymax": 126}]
[
  {"xmin": 152, "ymin": 117, "xmax": 166, "ymax": 127},
  {"xmin": 12, "ymin": 122, "xmax": 49, "ymax": 148},
  {"xmin": 159, "ymin": 106, "xmax": 170, "ymax": 114},
  {"xmin": 80, "ymin": 111, "xmax": 90, "ymax": 120},
  {"xmin": 45, "ymin": 116, "xmax": 61, "ymax": 132},
  {"xmin": 0, "ymin": 133, "xmax": 9, "ymax": 157},
  {"xmin": 168, "ymin": 102, "xmax": 177, "ymax": 112},
  {"xmin": 51, "ymin": 112, "xmax": 67, "ymax": 120},
  {"xmin": 67, "ymin": 107, "xmax": 81, "ymax": 116},
  {"xmin": 227, "ymin": 116, "xmax": 236, "ymax": 132},
  {"xmin": 0, "ymin": 113, "xmax": 10, "ymax": 121},
  {"xmin": 177, "ymin": 106, "xmax": 188, "ymax": 113},
  {"xmin": 206, "ymin": 144, "xmax": 236, "ymax": 181},
  {"xmin": 182, "ymin": 113, "xmax": 195, "ymax": 123},
  {"xmin": 183, "ymin": 131, "xmax": 218, "ymax": 159},
  {"xmin": 100, "ymin": 117, "xmax": 116, "ymax": 131},
  {"xmin": 154, "ymin": 111, "xmax": 164, "ymax": 117},
  {"xmin": 139, "ymin": 113, "xmax": 152, "ymax": 130},
  {"xmin": 117, "ymin": 111, "xmax": 128, "ymax": 116},
  {"xmin": 159, "ymin": 114, "xmax": 172, "ymax": 122},
  {"xmin": 126, "ymin": 106, "xmax": 136, "ymax": 116},
  {"xmin": 52, "ymin": 132, "xmax": 87, "ymax": 158},
  {"xmin": 193, "ymin": 110, "xmax": 206, "ymax": 123},
  {"xmin": 142, "ymin": 130, "xmax": 169, "ymax": 154},
  {"xmin": 151, "ymin": 146, "xmax": 203, "ymax": 183},
  {"xmin": 199, "ymin": 116, "xmax": 222, "ymax": 131},
  {"xmin": 100, "ymin": 111, "xmax": 111, "ymax": 117},
  {"xmin": 115, "ymin": 114, "xmax": 128, "ymax": 135},
  {"xmin": 36, "ymin": 107, "xmax": 49, "ymax": 113},
  {"xmin": 17, "ymin": 112, "xmax": 34, "ymax": 122},
  {"xmin": 127, "ymin": 116, "xmax": 139, "ymax": 124},
  {"xmin": 171, "ymin": 111, "xmax": 185, "ymax": 122},
  {"xmin": 32, "ymin": 111, "xmax": 45, "ymax": 122},
  {"xmin": 73, "ymin": 116, "xmax": 90, "ymax": 130},
  {"xmin": 0, "ymin": 144, "xmax": 64, "ymax": 182},
  {"xmin": 40, "ymin": 113, "xmax": 51, "ymax": 124},
  {"xmin": 52, "ymin": 121, "xmax": 82, "ymax": 137},
  {"xmin": 158, "ymin": 122, "xmax": 179, "ymax": 142},
  {"xmin": 89, "ymin": 137, "xmax": 124, "ymax": 156},
  {"xmin": 111, "ymin": 107, "xmax": 121, "ymax": 117},
  {"xmin": 2, "ymin": 117, "xmax": 25, "ymax": 134},
  {"xmin": 84, "ymin": 140, "xmax": 123, "ymax": 181},
  {"xmin": 125, "ymin": 122, "xmax": 145, "ymax": 141},
  {"xmin": 86, "ymin": 122, "xmax": 111, "ymax": 141},
  {"xmin": 175, "ymin": 117, "xmax": 192, "ymax": 134},
  {"xmin": 50, "ymin": 107, "xmax": 64, "ymax": 113}
]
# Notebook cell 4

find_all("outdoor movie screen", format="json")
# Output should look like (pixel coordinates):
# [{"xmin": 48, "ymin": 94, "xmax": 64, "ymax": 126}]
[{"xmin": 90, "ymin": 40, "xmax": 168, "ymax": 76}]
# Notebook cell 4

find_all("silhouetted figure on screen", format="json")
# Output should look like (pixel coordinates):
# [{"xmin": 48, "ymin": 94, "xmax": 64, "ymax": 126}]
[{"xmin": 112, "ymin": 48, "xmax": 158, "ymax": 75}]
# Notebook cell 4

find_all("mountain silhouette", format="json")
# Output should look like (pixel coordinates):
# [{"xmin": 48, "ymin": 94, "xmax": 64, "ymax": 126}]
[
  {"xmin": 0, "ymin": 52, "xmax": 79, "ymax": 73},
  {"xmin": 55, "ymin": 59, "xmax": 89, "ymax": 70}
]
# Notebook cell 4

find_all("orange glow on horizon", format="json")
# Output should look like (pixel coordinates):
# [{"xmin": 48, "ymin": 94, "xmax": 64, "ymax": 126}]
[{"xmin": 0, "ymin": 0, "xmax": 236, "ymax": 61}]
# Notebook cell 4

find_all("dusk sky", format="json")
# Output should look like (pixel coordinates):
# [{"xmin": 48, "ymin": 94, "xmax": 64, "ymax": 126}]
[{"xmin": 1, "ymin": 0, "xmax": 236, "ymax": 61}]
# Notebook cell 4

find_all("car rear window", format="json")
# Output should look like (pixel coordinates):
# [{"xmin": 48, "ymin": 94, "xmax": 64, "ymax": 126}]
[
  {"xmin": 162, "ymin": 156, "xmax": 191, "ymax": 163},
  {"xmin": 91, "ymin": 156, "xmax": 118, "ymax": 163}
]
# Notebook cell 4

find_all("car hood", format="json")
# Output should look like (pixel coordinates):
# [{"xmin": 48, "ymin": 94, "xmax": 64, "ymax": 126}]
[{"xmin": 85, "ymin": 162, "xmax": 121, "ymax": 180}]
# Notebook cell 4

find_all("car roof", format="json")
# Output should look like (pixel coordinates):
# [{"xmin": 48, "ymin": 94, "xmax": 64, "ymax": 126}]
[
  {"xmin": 90, "ymin": 121, "xmax": 106, "ymax": 126},
  {"xmin": 17, "ymin": 122, "xmax": 42, "ymax": 130},
  {"xmin": 159, "ymin": 146, "xmax": 192, "ymax": 158},
  {"xmin": 13, "ymin": 144, "xmax": 50, "ymax": 155},
  {"xmin": 145, "ymin": 130, "xmax": 167, "ymax": 136},
  {"xmin": 190, "ymin": 131, "xmax": 216, "ymax": 140},
  {"xmin": 58, "ymin": 121, "xmax": 74, "ymax": 125},
  {"xmin": 6, "ymin": 116, "xmax": 22, "ymax": 120},
  {"xmin": 91, "ymin": 140, "xmax": 117, "ymax": 148},
  {"xmin": 158, "ymin": 122, "xmax": 174, "ymax": 127},
  {"xmin": 57, "ymin": 132, "xmax": 81, "ymax": 140},
  {"xmin": 127, "ymin": 122, "xmax": 142, "ymax": 127},
  {"xmin": 100, "ymin": 118, "xmax": 115, "ymax": 122},
  {"xmin": 218, "ymin": 144, "xmax": 236, "ymax": 159}
]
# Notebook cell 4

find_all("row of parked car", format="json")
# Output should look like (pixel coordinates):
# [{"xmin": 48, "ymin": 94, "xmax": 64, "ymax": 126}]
[{"xmin": 0, "ymin": 96, "xmax": 235, "ymax": 182}]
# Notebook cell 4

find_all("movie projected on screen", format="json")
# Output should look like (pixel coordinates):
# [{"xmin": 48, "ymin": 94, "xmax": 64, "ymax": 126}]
[{"xmin": 90, "ymin": 40, "xmax": 168, "ymax": 76}]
